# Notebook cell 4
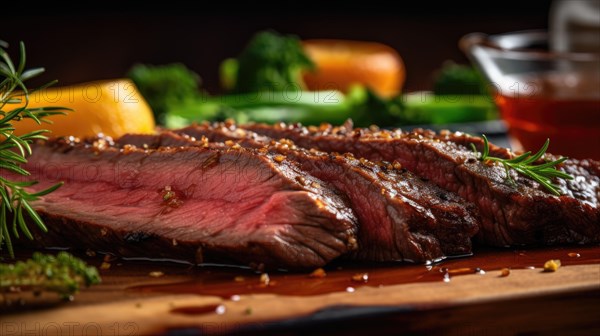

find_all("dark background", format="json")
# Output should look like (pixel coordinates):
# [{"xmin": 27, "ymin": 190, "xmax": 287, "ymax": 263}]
[{"xmin": 2, "ymin": 1, "xmax": 552, "ymax": 94}]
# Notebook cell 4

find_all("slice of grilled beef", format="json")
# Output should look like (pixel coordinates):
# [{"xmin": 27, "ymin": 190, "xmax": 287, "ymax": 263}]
[
  {"xmin": 242, "ymin": 121, "xmax": 600, "ymax": 246},
  {"xmin": 8, "ymin": 137, "xmax": 359, "ymax": 270},
  {"xmin": 441, "ymin": 131, "xmax": 600, "ymax": 204},
  {"xmin": 121, "ymin": 126, "xmax": 479, "ymax": 263}
]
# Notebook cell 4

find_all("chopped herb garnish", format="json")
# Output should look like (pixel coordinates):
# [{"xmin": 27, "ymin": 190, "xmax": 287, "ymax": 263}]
[{"xmin": 0, "ymin": 251, "xmax": 100, "ymax": 300}]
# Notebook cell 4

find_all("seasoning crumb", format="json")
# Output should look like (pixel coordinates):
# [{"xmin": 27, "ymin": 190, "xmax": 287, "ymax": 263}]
[
  {"xmin": 260, "ymin": 273, "xmax": 270, "ymax": 286},
  {"xmin": 568, "ymin": 252, "xmax": 581, "ymax": 258},
  {"xmin": 543, "ymin": 259, "xmax": 561, "ymax": 272},
  {"xmin": 351, "ymin": 273, "xmax": 369, "ymax": 283},
  {"xmin": 319, "ymin": 122, "xmax": 330, "ymax": 132},
  {"xmin": 315, "ymin": 199, "xmax": 326, "ymax": 208},
  {"xmin": 295, "ymin": 176, "xmax": 307, "ymax": 186},
  {"xmin": 121, "ymin": 144, "xmax": 136, "ymax": 154},
  {"xmin": 100, "ymin": 262, "xmax": 111, "ymax": 270},
  {"xmin": 163, "ymin": 191, "xmax": 175, "ymax": 201},
  {"xmin": 447, "ymin": 267, "xmax": 472, "ymax": 275},
  {"xmin": 273, "ymin": 155, "xmax": 286, "ymax": 163},
  {"xmin": 244, "ymin": 307, "xmax": 253, "ymax": 315},
  {"xmin": 346, "ymin": 286, "xmax": 355, "ymax": 293},
  {"xmin": 135, "ymin": 302, "xmax": 142, "ymax": 308},
  {"xmin": 200, "ymin": 136, "xmax": 209, "ymax": 148},
  {"xmin": 234, "ymin": 276, "xmax": 245, "ymax": 282},
  {"xmin": 347, "ymin": 237, "xmax": 358, "ymax": 250},
  {"xmin": 230, "ymin": 295, "xmax": 241, "ymax": 302},
  {"xmin": 309, "ymin": 268, "xmax": 327, "ymax": 278},
  {"xmin": 224, "ymin": 118, "xmax": 236, "ymax": 127},
  {"xmin": 149, "ymin": 271, "xmax": 164, "ymax": 278},
  {"xmin": 499, "ymin": 268, "xmax": 511, "ymax": 277},
  {"xmin": 172, "ymin": 239, "xmax": 178, "ymax": 246}
]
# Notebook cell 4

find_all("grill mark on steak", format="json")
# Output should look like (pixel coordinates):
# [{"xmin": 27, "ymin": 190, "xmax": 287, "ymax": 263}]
[
  {"xmin": 8, "ymin": 137, "xmax": 359, "ymax": 270},
  {"xmin": 241, "ymin": 121, "xmax": 600, "ymax": 247},
  {"xmin": 121, "ymin": 126, "xmax": 479, "ymax": 263}
]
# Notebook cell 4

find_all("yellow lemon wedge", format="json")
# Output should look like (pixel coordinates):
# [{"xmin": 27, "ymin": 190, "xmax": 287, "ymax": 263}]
[{"xmin": 13, "ymin": 79, "xmax": 155, "ymax": 138}]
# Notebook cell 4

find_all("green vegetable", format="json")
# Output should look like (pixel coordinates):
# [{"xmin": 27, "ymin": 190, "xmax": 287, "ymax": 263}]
[
  {"xmin": 127, "ymin": 59, "xmax": 407, "ymax": 127},
  {"xmin": 128, "ymin": 63, "xmax": 203, "ymax": 124},
  {"xmin": 402, "ymin": 93, "xmax": 496, "ymax": 124},
  {"xmin": 225, "ymin": 30, "xmax": 315, "ymax": 94},
  {"xmin": 346, "ymin": 87, "xmax": 404, "ymax": 127},
  {"xmin": 163, "ymin": 85, "xmax": 404, "ymax": 128},
  {"xmin": 433, "ymin": 61, "xmax": 489, "ymax": 96},
  {"xmin": 0, "ymin": 40, "xmax": 66, "ymax": 258},
  {"xmin": 400, "ymin": 61, "xmax": 498, "ymax": 125},
  {"xmin": 128, "ymin": 30, "xmax": 406, "ymax": 127},
  {"xmin": 219, "ymin": 58, "xmax": 238, "ymax": 91},
  {"xmin": 471, "ymin": 135, "xmax": 573, "ymax": 196},
  {"xmin": 136, "ymin": 31, "xmax": 508, "ymax": 128},
  {"xmin": 0, "ymin": 251, "xmax": 101, "ymax": 300},
  {"xmin": 166, "ymin": 89, "xmax": 350, "ymax": 127}
]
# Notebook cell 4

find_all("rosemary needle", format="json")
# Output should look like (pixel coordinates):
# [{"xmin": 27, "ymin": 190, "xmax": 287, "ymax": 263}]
[
  {"xmin": 471, "ymin": 135, "xmax": 574, "ymax": 196},
  {"xmin": 0, "ymin": 40, "xmax": 67, "ymax": 257}
]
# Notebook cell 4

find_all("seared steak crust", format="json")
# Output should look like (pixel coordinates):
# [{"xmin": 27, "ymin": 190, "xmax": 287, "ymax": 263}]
[
  {"xmin": 243, "ymin": 121, "xmax": 600, "ymax": 246},
  {"xmin": 126, "ymin": 125, "xmax": 480, "ymax": 263}
]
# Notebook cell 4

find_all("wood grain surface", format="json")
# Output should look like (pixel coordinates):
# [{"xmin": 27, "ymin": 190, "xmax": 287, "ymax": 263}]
[{"xmin": 2, "ymin": 262, "xmax": 599, "ymax": 335}]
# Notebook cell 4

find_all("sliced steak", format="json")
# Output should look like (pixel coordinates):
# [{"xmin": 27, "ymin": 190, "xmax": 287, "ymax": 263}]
[
  {"xmin": 243, "ymin": 121, "xmax": 600, "ymax": 246},
  {"xmin": 7, "ymin": 137, "xmax": 358, "ymax": 270},
  {"xmin": 124, "ymin": 126, "xmax": 479, "ymax": 263},
  {"xmin": 440, "ymin": 131, "xmax": 600, "ymax": 206}
]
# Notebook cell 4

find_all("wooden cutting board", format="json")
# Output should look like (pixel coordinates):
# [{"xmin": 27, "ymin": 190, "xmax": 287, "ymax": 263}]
[{"xmin": 2, "ymin": 247, "xmax": 600, "ymax": 335}]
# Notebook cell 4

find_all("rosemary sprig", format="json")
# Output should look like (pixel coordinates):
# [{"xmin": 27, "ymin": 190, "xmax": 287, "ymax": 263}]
[
  {"xmin": 0, "ymin": 40, "xmax": 67, "ymax": 258},
  {"xmin": 471, "ymin": 135, "xmax": 574, "ymax": 196}
]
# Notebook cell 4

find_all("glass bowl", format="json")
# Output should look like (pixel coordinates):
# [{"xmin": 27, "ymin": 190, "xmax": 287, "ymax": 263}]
[{"xmin": 460, "ymin": 30, "xmax": 600, "ymax": 160}]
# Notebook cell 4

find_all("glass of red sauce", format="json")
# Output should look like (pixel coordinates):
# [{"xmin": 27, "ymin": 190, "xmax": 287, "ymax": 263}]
[{"xmin": 460, "ymin": 30, "xmax": 600, "ymax": 160}]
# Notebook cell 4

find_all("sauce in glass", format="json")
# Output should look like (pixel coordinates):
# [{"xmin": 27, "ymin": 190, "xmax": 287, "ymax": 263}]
[{"xmin": 495, "ymin": 72, "xmax": 600, "ymax": 159}]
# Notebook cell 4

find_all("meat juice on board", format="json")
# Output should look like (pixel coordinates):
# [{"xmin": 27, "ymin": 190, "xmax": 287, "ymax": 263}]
[{"xmin": 129, "ymin": 245, "xmax": 600, "ymax": 299}]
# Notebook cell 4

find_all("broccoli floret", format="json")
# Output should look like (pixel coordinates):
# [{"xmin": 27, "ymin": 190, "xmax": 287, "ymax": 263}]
[
  {"xmin": 433, "ymin": 61, "xmax": 488, "ymax": 95},
  {"xmin": 128, "ymin": 63, "xmax": 202, "ymax": 124},
  {"xmin": 230, "ymin": 30, "xmax": 315, "ymax": 93}
]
